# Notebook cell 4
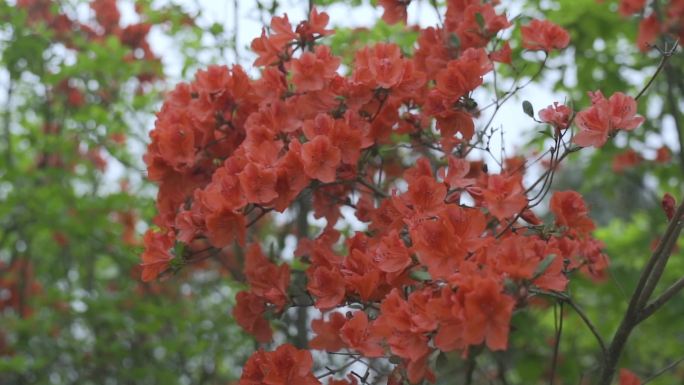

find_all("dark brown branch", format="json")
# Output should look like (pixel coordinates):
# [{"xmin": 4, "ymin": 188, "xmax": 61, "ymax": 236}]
[
  {"xmin": 638, "ymin": 275, "xmax": 684, "ymax": 323},
  {"xmin": 293, "ymin": 198, "xmax": 310, "ymax": 349},
  {"xmin": 630, "ymin": 201, "xmax": 684, "ymax": 313},
  {"xmin": 247, "ymin": 207, "xmax": 273, "ymax": 227},
  {"xmin": 465, "ymin": 356, "xmax": 477, "ymax": 385},
  {"xmin": 316, "ymin": 356, "xmax": 363, "ymax": 380},
  {"xmin": 524, "ymin": 145, "xmax": 580, "ymax": 194},
  {"xmin": 598, "ymin": 201, "xmax": 684, "ymax": 385}
]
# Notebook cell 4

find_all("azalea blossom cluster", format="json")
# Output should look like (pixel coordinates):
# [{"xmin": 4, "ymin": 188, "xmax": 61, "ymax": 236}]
[
  {"xmin": 571, "ymin": 90, "xmax": 645, "ymax": 148},
  {"xmin": 142, "ymin": 1, "xmax": 647, "ymax": 384},
  {"xmin": 615, "ymin": 0, "xmax": 684, "ymax": 51}
]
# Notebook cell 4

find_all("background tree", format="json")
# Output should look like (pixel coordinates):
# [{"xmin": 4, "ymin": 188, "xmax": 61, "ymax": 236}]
[{"xmin": 0, "ymin": 1, "xmax": 254, "ymax": 384}]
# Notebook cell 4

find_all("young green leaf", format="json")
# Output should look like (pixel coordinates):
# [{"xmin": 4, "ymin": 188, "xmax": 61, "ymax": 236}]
[
  {"xmin": 533, "ymin": 254, "xmax": 557, "ymax": 280},
  {"xmin": 523, "ymin": 100, "xmax": 535, "ymax": 118}
]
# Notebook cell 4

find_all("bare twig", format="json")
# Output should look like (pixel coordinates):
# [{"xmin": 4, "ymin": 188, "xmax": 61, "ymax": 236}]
[
  {"xmin": 316, "ymin": 356, "xmax": 363, "ymax": 379},
  {"xmin": 232, "ymin": 0, "xmax": 240, "ymax": 63},
  {"xmin": 247, "ymin": 206, "xmax": 273, "ymax": 227},
  {"xmin": 634, "ymin": 41, "xmax": 678, "ymax": 101},
  {"xmin": 549, "ymin": 302, "xmax": 564, "ymax": 385},
  {"xmin": 529, "ymin": 289, "xmax": 607, "ymax": 357},
  {"xmin": 429, "ymin": 0, "xmax": 443, "ymax": 26},
  {"xmin": 642, "ymin": 356, "xmax": 684, "ymax": 384},
  {"xmin": 564, "ymin": 296, "xmax": 608, "ymax": 356},
  {"xmin": 356, "ymin": 176, "xmax": 388, "ymax": 198}
]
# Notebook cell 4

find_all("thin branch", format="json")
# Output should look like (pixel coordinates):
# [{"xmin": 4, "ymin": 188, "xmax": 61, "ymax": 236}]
[
  {"xmin": 529, "ymin": 289, "xmax": 607, "ymax": 357},
  {"xmin": 356, "ymin": 176, "xmax": 388, "ymax": 198},
  {"xmin": 494, "ymin": 353, "xmax": 510, "ymax": 385},
  {"xmin": 634, "ymin": 41, "xmax": 678, "ymax": 101},
  {"xmin": 629, "ymin": 201, "xmax": 684, "ymax": 314},
  {"xmin": 525, "ymin": 145, "xmax": 580, "ymax": 194},
  {"xmin": 635, "ymin": 218, "xmax": 682, "ymax": 309},
  {"xmin": 479, "ymin": 55, "xmax": 548, "ymax": 138},
  {"xmin": 598, "ymin": 201, "xmax": 684, "ymax": 385},
  {"xmin": 564, "ymin": 296, "xmax": 608, "ymax": 356},
  {"xmin": 465, "ymin": 355, "xmax": 477, "ymax": 385},
  {"xmin": 549, "ymin": 302, "xmax": 564, "ymax": 385},
  {"xmin": 247, "ymin": 207, "xmax": 273, "ymax": 228},
  {"xmin": 429, "ymin": 0, "xmax": 443, "ymax": 25},
  {"xmin": 638, "ymin": 275, "xmax": 684, "ymax": 323},
  {"xmin": 294, "ymin": 198, "xmax": 310, "ymax": 349},
  {"xmin": 642, "ymin": 356, "xmax": 684, "ymax": 384},
  {"xmin": 316, "ymin": 356, "xmax": 363, "ymax": 379},
  {"xmin": 232, "ymin": 0, "xmax": 240, "ymax": 63}
]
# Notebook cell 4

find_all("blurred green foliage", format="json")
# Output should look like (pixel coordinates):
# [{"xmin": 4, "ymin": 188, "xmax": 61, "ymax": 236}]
[
  {"xmin": 510, "ymin": 0, "xmax": 684, "ymax": 384},
  {"xmin": 0, "ymin": 1, "xmax": 252, "ymax": 384}
]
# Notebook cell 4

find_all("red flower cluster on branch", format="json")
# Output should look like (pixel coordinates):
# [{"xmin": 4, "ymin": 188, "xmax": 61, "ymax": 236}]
[
  {"xmin": 140, "ymin": 1, "xmax": 651, "ymax": 384},
  {"xmin": 521, "ymin": 19, "xmax": 570, "ymax": 52},
  {"xmin": 574, "ymin": 91, "xmax": 644, "ymax": 148},
  {"xmin": 616, "ymin": 0, "xmax": 684, "ymax": 51}
]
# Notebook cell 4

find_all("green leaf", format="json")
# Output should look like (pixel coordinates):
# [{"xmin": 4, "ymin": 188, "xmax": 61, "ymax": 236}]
[
  {"xmin": 503, "ymin": 277, "xmax": 518, "ymax": 293},
  {"xmin": 410, "ymin": 270, "xmax": 432, "ymax": 282},
  {"xmin": 522, "ymin": 100, "xmax": 535, "ymax": 118},
  {"xmin": 448, "ymin": 33, "xmax": 461, "ymax": 49},
  {"xmin": 533, "ymin": 254, "xmax": 557, "ymax": 280},
  {"xmin": 209, "ymin": 22, "xmax": 224, "ymax": 36},
  {"xmin": 290, "ymin": 259, "xmax": 309, "ymax": 272},
  {"xmin": 475, "ymin": 13, "xmax": 486, "ymax": 30},
  {"xmin": 174, "ymin": 241, "xmax": 185, "ymax": 257}
]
